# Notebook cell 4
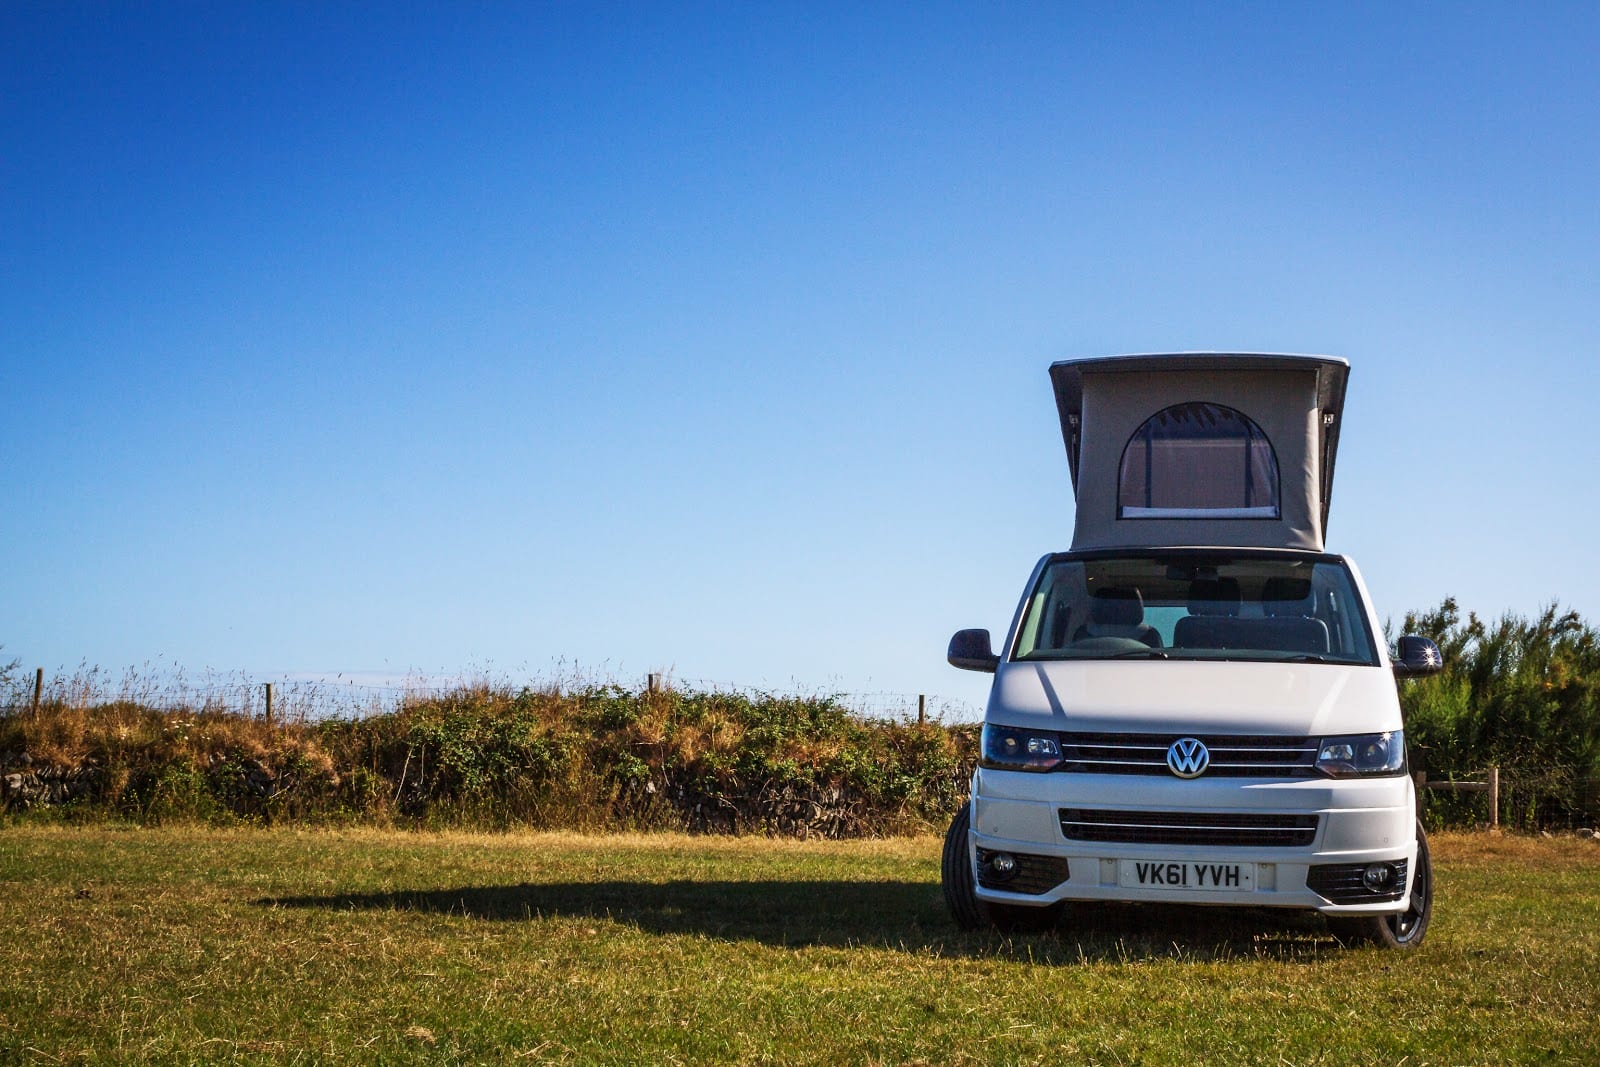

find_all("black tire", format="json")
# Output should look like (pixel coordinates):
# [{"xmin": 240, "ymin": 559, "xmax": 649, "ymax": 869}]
[
  {"xmin": 940, "ymin": 802, "xmax": 1061, "ymax": 933},
  {"xmin": 1328, "ymin": 819, "xmax": 1432, "ymax": 949},
  {"xmin": 941, "ymin": 802, "xmax": 985, "ymax": 930}
]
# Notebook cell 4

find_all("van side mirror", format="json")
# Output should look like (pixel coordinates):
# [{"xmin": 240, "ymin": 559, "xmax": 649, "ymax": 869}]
[
  {"xmin": 948, "ymin": 628, "xmax": 1000, "ymax": 673},
  {"xmin": 1393, "ymin": 635, "xmax": 1444, "ymax": 678}
]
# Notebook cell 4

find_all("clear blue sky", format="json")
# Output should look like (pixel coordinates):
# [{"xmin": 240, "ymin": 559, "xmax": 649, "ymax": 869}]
[{"xmin": 4, "ymin": 3, "xmax": 1598, "ymax": 714}]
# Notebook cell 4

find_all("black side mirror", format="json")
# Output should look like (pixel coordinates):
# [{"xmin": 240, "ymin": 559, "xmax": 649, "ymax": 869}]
[
  {"xmin": 948, "ymin": 628, "xmax": 1000, "ymax": 673},
  {"xmin": 1393, "ymin": 635, "xmax": 1444, "ymax": 678}
]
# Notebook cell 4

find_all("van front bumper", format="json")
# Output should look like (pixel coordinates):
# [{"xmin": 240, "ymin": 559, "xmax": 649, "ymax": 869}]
[{"xmin": 968, "ymin": 768, "xmax": 1417, "ymax": 914}]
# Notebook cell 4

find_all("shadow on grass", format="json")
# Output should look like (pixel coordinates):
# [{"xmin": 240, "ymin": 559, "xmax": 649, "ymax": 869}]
[{"xmin": 258, "ymin": 879, "xmax": 1336, "ymax": 963}]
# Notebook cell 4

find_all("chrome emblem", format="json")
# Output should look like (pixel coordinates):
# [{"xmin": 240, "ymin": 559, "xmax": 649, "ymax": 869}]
[{"xmin": 1166, "ymin": 737, "xmax": 1210, "ymax": 778}]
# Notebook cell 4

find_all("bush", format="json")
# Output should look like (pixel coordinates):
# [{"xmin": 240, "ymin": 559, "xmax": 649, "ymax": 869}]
[
  {"xmin": 1400, "ymin": 599, "xmax": 1600, "ymax": 828},
  {"xmin": 0, "ymin": 682, "xmax": 976, "ymax": 836}
]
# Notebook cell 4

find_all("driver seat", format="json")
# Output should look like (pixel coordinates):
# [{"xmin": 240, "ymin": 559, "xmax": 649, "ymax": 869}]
[{"xmin": 1073, "ymin": 587, "xmax": 1163, "ymax": 648}]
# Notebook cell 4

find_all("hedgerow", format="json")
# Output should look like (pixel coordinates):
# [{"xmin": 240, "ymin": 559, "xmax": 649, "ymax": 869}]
[
  {"xmin": 5, "ymin": 597, "xmax": 1598, "ymax": 832},
  {"xmin": 1397, "ymin": 599, "xmax": 1600, "ymax": 828},
  {"xmin": 0, "ymin": 679, "xmax": 977, "ymax": 836}
]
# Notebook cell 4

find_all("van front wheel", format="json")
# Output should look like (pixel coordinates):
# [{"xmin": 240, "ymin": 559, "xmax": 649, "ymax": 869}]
[
  {"xmin": 940, "ymin": 802, "xmax": 984, "ymax": 930},
  {"xmin": 1328, "ymin": 819, "xmax": 1433, "ymax": 949},
  {"xmin": 940, "ymin": 802, "xmax": 1059, "ymax": 933}
]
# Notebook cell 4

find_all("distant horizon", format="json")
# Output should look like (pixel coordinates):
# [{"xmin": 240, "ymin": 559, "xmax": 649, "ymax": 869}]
[
  {"xmin": 4, "ymin": 579, "xmax": 1580, "ymax": 726},
  {"xmin": 2, "ymin": 655, "xmax": 988, "ymax": 722}
]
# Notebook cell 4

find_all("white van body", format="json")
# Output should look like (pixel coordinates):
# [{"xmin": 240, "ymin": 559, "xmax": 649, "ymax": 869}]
[{"xmin": 944, "ymin": 354, "xmax": 1440, "ymax": 947}]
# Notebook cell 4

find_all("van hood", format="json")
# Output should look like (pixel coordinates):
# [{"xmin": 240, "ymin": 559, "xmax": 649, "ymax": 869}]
[{"xmin": 989, "ymin": 660, "xmax": 1400, "ymax": 737}]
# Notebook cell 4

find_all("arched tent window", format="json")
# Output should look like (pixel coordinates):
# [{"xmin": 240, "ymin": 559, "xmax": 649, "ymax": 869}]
[{"xmin": 1118, "ymin": 402, "xmax": 1280, "ymax": 519}]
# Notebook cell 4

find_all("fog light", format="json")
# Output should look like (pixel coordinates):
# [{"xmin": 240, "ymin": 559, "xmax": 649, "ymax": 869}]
[
  {"xmin": 990, "ymin": 852, "xmax": 1018, "ymax": 878},
  {"xmin": 1362, "ymin": 863, "xmax": 1396, "ymax": 891}
]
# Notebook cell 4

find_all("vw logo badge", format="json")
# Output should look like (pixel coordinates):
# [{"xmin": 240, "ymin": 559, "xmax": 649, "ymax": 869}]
[{"xmin": 1166, "ymin": 737, "xmax": 1210, "ymax": 778}]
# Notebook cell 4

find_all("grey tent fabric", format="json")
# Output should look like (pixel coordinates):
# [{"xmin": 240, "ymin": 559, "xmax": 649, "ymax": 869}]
[{"xmin": 1050, "ymin": 354, "xmax": 1349, "ymax": 552}]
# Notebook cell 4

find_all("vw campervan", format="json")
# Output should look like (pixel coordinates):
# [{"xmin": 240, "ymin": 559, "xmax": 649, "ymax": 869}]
[{"xmin": 943, "ymin": 354, "xmax": 1443, "ymax": 948}]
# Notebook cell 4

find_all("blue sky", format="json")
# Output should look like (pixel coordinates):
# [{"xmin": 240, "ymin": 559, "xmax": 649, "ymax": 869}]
[{"xmin": 4, "ymin": 3, "xmax": 1598, "ymax": 714}]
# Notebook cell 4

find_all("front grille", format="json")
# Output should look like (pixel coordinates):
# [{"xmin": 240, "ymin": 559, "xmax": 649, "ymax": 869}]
[
  {"xmin": 1059, "ymin": 808, "xmax": 1319, "ymax": 847},
  {"xmin": 976, "ymin": 849, "xmax": 1071, "ymax": 895},
  {"xmin": 1307, "ymin": 860, "xmax": 1409, "ymax": 903},
  {"xmin": 1058, "ymin": 733, "xmax": 1319, "ymax": 778}
]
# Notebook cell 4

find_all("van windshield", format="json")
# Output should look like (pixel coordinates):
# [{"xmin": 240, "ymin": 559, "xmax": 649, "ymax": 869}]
[{"xmin": 1012, "ymin": 554, "xmax": 1380, "ymax": 665}]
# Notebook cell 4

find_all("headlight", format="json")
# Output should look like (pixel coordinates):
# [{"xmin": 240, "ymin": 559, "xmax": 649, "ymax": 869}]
[
  {"xmin": 981, "ymin": 723, "xmax": 1063, "ymax": 771},
  {"xmin": 1316, "ymin": 729, "xmax": 1405, "ymax": 778}
]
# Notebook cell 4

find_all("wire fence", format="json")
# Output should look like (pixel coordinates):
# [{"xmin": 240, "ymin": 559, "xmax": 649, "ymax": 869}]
[
  {"xmin": 667, "ymin": 674, "xmax": 981, "ymax": 723},
  {"xmin": 0, "ymin": 663, "xmax": 982, "ymax": 725},
  {"xmin": 1417, "ymin": 766, "xmax": 1600, "ymax": 831}
]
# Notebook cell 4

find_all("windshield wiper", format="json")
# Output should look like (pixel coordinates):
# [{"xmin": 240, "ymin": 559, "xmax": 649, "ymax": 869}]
[{"xmin": 1103, "ymin": 648, "xmax": 1170, "ymax": 659}]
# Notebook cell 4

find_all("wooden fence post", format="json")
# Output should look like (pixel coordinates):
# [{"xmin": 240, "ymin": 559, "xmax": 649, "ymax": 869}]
[
  {"xmin": 31, "ymin": 668, "xmax": 43, "ymax": 719},
  {"xmin": 647, "ymin": 673, "xmax": 662, "ymax": 695},
  {"xmin": 264, "ymin": 682, "xmax": 274, "ymax": 727},
  {"xmin": 1488, "ymin": 766, "xmax": 1500, "ymax": 829},
  {"xmin": 1413, "ymin": 766, "xmax": 1504, "ymax": 829},
  {"xmin": 918, "ymin": 694, "xmax": 927, "ymax": 724}
]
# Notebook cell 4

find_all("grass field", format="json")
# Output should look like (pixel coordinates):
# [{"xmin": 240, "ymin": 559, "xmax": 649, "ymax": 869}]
[{"xmin": 1, "ymin": 827, "xmax": 1597, "ymax": 1065}]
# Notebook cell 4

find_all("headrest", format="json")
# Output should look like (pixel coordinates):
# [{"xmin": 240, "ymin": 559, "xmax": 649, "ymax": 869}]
[
  {"xmin": 1188, "ymin": 577, "xmax": 1241, "ymax": 617},
  {"xmin": 1091, "ymin": 587, "xmax": 1145, "ymax": 627},
  {"xmin": 1261, "ymin": 577, "xmax": 1313, "ymax": 616}
]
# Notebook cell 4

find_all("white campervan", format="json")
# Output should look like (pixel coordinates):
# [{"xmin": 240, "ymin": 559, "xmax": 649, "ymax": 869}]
[{"xmin": 944, "ymin": 354, "xmax": 1443, "ymax": 948}]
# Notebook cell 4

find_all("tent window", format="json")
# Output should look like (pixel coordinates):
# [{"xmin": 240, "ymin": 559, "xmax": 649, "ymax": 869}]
[{"xmin": 1118, "ymin": 402, "xmax": 1280, "ymax": 519}]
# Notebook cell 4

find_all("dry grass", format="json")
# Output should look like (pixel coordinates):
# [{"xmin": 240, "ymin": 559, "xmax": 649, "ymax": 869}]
[{"xmin": 1429, "ymin": 827, "xmax": 1596, "ymax": 865}]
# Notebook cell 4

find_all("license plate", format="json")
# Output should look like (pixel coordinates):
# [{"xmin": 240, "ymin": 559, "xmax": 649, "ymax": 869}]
[{"xmin": 1118, "ymin": 859, "xmax": 1254, "ymax": 891}]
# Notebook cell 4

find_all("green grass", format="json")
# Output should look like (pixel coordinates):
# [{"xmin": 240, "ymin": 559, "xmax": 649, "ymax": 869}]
[{"xmin": 1, "ymin": 828, "xmax": 1597, "ymax": 1065}]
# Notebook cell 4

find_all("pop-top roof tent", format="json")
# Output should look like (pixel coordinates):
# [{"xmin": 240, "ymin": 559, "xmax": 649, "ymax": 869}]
[{"xmin": 1050, "ymin": 353, "xmax": 1350, "ymax": 553}]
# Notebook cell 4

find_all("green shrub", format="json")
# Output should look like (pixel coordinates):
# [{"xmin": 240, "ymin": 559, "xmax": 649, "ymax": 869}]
[
  {"xmin": 1401, "ymin": 599, "xmax": 1600, "ymax": 828},
  {"xmin": 1, "ymin": 682, "xmax": 976, "ymax": 835}
]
